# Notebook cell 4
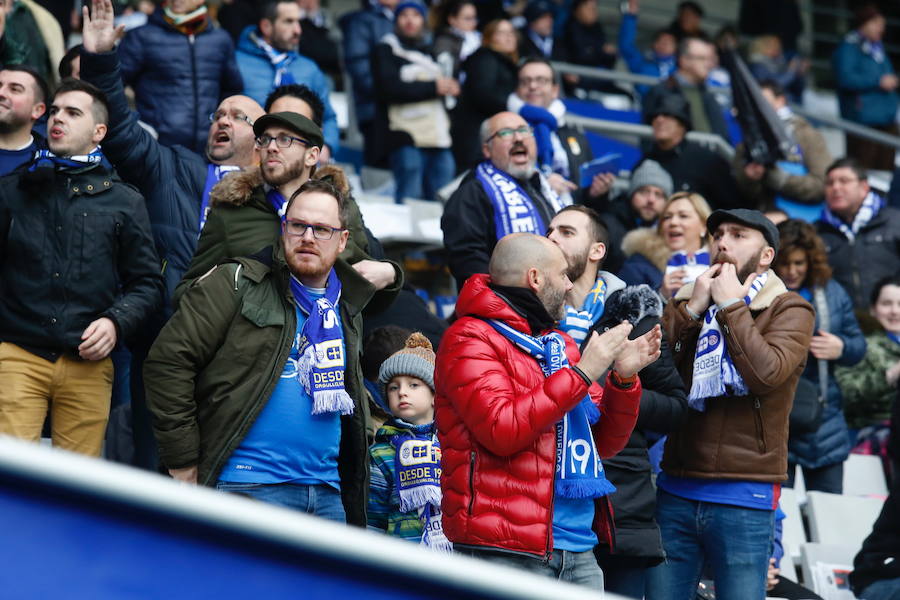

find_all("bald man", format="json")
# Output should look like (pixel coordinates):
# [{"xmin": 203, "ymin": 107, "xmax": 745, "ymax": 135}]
[
  {"xmin": 79, "ymin": 0, "xmax": 266, "ymax": 470},
  {"xmin": 441, "ymin": 111, "xmax": 572, "ymax": 290},
  {"xmin": 435, "ymin": 233, "xmax": 661, "ymax": 588}
]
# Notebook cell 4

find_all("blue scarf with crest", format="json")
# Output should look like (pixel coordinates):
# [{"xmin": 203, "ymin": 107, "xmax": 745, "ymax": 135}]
[{"xmin": 475, "ymin": 161, "xmax": 565, "ymax": 241}]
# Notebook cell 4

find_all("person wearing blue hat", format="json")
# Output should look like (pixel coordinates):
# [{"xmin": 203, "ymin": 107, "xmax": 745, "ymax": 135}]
[{"xmin": 372, "ymin": 0, "xmax": 459, "ymax": 202}]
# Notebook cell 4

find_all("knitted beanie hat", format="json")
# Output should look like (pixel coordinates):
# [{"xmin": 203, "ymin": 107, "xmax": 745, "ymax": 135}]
[
  {"xmin": 378, "ymin": 332, "xmax": 436, "ymax": 395},
  {"xmin": 628, "ymin": 160, "xmax": 674, "ymax": 199}
]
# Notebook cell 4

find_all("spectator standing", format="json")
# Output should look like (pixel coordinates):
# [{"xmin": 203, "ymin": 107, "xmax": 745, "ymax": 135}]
[
  {"xmin": 667, "ymin": 1, "xmax": 706, "ymax": 42},
  {"xmin": 619, "ymin": 191, "xmax": 712, "ymax": 297},
  {"xmin": 145, "ymin": 180, "xmax": 374, "ymax": 525},
  {"xmin": 0, "ymin": 0, "xmax": 63, "ymax": 86},
  {"xmin": 0, "ymin": 78, "xmax": 163, "ymax": 457},
  {"xmin": 451, "ymin": 18, "xmax": 518, "ymax": 171},
  {"xmin": 435, "ymin": 232, "xmax": 660, "ymax": 587},
  {"xmin": 116, "ymin": 0, "xmax": 244, "ymax": 153},
  {"xmin": 643, "ymin": 36, "xmax": 729, "ymax": 143},
  {"xmin": 735, "ymin": 80, "xmax": 831, "ymax": 216},
  {"xmin": 816, "ymin": 158, "xmax": 900, "ymax": 309},
  {"xmin": 833, "ymin": 3, "xmax": 899, "ymax": 172},
  {"xmin": 774, "ymin": 219, "xmax": 866, "ymax": 494},
  {"xmin": 638, "ymin": 93, "xmax": 739, "ymax": 210},
  {"xmin": 747, "ymin": 36, "xmax": 808, "ymax": 105},
  {"xmin": 517, "ymin": 0, "xmax": 563, "ymax": 61},
  {"xmin": 836, "ymin": 276, "xmax": 900, "ymax": 436},
  {"xmin": 432, "ymin": 0, "xmax": 481, "ymax": 79},
  {"xmin": 235, "ymin": 0, "xmax": 340, "ymax": 158},
  {"xmin": 547, "ymin": 206, "xmax": 688, "ymax": 598},
  {"xmin": 0, "ymin": 65, "xmax": 47, "ymax": 175},
  {"xmin": 559, "ymin": 0, "xmax": 618, "ymax": 96},
  {"xmin": 372, "ymin": 1, "xmax": 458, "ymax": 202},
  {"xmin": 507, "ymin": 58, "xmax": 609, "ymax": 202},
  {"xmin": 441, "ymin": 111, "xmax": 569, "ymax": 289},
  {"xmin": 367, "ymin": 333, "xmax": 449, "ymax": 550},
  {"xmin": 648, "ymin": 208, "xmax": 815, "ymax": 600},
  {"xmin": 296, "ymin": 0, "xmax": 343, "ymax": 88},
  {"xmin": 618, "ymin": 0, "xmax": 676, "ymax": 97},
  {"xmin": 340, "ymin": 0, "xmax": 397, "ymax": 166},
  {"xmin": 80, "ymin": 0, "xmax": 264, "ymax": 470}
]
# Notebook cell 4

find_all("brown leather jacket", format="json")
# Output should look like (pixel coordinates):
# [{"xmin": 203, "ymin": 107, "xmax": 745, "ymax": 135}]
[{"xmin": 661, "ymin": 271, "xmax": 815, "ymax": 482}]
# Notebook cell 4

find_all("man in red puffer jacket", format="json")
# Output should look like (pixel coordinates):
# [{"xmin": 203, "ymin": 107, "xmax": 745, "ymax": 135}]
[{"xmin": 435, "ymin": 233, "xmax": 661, "ymax": 588}]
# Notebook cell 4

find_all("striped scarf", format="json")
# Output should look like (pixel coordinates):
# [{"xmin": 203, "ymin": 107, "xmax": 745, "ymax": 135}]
[
  {"xmin": 250, "ymin": 30, "xmax": 297, "ymax": 88},
  {"xmin": 560, "ymin": 275, "xmax": 608, "ymax": 344},
  {"xmin": 820, "ymin": 191, "xmax": 883, "ymax": 243},
  {"xmin": 28, "ymin": 148, "xmax": 103, "ymax": 172}
]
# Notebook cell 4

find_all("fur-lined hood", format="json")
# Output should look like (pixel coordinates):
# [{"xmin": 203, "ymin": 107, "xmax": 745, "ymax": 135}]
[
  {"xmin": 621, "ymin": 227, "xmax": 671, "ymax": 273},
  {"xmin": 209, "ymin": 164, "xmax": 352, "ymax": 208},
  {"xmin": 674, "ymin": 269, "xmax": 789, "ymax": 310}
]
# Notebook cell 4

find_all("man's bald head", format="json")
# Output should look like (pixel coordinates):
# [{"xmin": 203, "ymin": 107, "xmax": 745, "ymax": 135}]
[
  {"xmin": 206, "ymin": 95, "xmax": 265, "ymax": 167},
  {"xmin": 490, "ymin": 234, "xmax": 562, "ymax": 285}
]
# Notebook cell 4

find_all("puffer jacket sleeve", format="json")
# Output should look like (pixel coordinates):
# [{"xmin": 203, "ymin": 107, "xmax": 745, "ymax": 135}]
[
  {"xmin": 144, "ymin": 264, "xmax": 243, "ymax": 469},
  {"xmin": 716, "ymin": 294, "xmax": 815, "ymax": 396},
  {"xmin": 438, "ymin": 319, "xmax": 599, "ymax": 457},
  {"xmin": 219, "ymin": 36, "xmax": 244, "ymax": 97},
  {"xmin": 829, "ymin": 280, "xmax": 867, "ymax": 368},
  {"xmin": 593, "ymin": 374, "xmax": 642, "ymax": 458}
]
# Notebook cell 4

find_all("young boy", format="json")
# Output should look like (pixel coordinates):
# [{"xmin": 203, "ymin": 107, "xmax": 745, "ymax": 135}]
[{"xmin": 367, "ymin": 333, "xmax": 450, "ymax": 551}]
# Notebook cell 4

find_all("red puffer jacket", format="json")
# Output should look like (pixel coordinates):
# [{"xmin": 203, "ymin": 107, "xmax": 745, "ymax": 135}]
[{"xmin": 435, "ymin": 274, "xmax": 641, "ymax": 557}]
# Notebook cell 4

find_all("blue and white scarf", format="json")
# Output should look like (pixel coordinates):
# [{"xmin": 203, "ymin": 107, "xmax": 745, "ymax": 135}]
[
  {"xmin": 665, "ymin": 248, "xmax": 711, "ymax": 296},
  {"xmin": 486, "ymin": 319, "xmax": 616, "ymax": 499},
  {"xmin": 250, "ymin": 30, "xmax": 297, "ymax": 88},
  {"xmin": 289, "ymin": 270, "xmax": 355, "ymax": 415},
  {"xmin": 560, "ymin": 275, "xmax": 608, "ymax": 345},
  {"xmin": 847, "ymin": 30, "xmax": 885, "ymax": 63},
  {"xmin": 688, "ymin": 271, "xmax": 768, "ymax": 411},
  {"xmin": 267, "ymin": 187, "xmax": 290, "ymax": 220},
  {"xmin": 475, "ymin": 161, "xmax": 566, "ymax": 241},
  {"xmin": 29, "ymin": 147, "xmax": 103, "ymax": 172},
  {"xmin": 198, "ymin": 164, "xmax": 241, "ymax": 233},
  {"xmin": 820, "ymin": 191, "xmax": 883, "ymax": 243},
  {"xmin": 391, "ymin": 424, "xmax": 452, "ymax": 552}
]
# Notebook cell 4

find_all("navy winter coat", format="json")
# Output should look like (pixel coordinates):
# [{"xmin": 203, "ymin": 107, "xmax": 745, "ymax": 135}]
[
  {"xmin": 117, "ymin": 9, "xmax": 243, "ymax": 153},
  {"xmin": 832, "ymin": 32, "xmax": 899, "ymax": 127},
  {"xmin": 788, "ymin": 279, "xmax": 866, "ymax": 469},
  {"xmin": 340, "ymin": 6, "xmax": 394, "ymax": 126}
]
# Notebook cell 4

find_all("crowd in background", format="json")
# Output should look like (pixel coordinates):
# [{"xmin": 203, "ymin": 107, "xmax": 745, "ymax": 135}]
[{"xmin": 2, "ymin": 0, "xmax": 900, "ymax": 598}]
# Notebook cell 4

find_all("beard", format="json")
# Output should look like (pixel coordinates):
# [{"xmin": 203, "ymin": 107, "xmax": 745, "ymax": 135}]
[
  {"xmin": 714, "ymin": 248, "xmax": 763, "ymax": 283},
  {"xmin": 0, "ymin": 110, "xmax": 30, "ymax": 135},
  {"xmin": 565, "ymin": 247, "xmax": 589, "ymax": 282},
  {"xmin": 262, "ymin": 158, "xmax": 306, "ymax": 187},
  {"xmin": 538, "ymin": 281, "xmax": 567, "ymax": 322}
]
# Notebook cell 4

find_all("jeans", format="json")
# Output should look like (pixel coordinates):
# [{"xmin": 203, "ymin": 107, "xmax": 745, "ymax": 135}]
[
  {"xmin": 861, "ymin": 578, "xmax": 900, "ymax": 600},
  {"xmin": 645, "ymin": 490, "xmax": 775, "ymax": 600},
  {"xmin": 390, "ymin": 146, "xmax": 455, "ymax": 202},
  {"xmin": 216, "ymin": 482, "xmax": 346, "ymax": 523},
  {"xmin": 460, "ymin": 548, "xmax": 604, "ymax": 590},
  {"xmin": 786, "ymin": 461, "xmax": 844, "ymax": 494},
  {"xmin": 595, "ymin": 553, "xmax": 648, "ymax": 598}
]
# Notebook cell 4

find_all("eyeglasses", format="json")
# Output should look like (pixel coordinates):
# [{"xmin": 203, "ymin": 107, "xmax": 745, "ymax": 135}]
[
  {"xmin": 518, "ymin": 76, "xmax": 553, "ymax": 87},
  {"xmin": 283, "ymin": 219, "xmax": 344, "ymax": 240},
  {"xmin": 825, "ymin": 177, "xmax": 860, "ymax": 187},
  {"xmin": 256, "ymin": 133, "xmax": 310, "ymax": 149},
  {"xmin": 208, "ymin": 111, "xmax": 254, "ymax": 126},
  {"xmin": 486, "ymin": 125, "xmax": 534, "ymax": 142}
]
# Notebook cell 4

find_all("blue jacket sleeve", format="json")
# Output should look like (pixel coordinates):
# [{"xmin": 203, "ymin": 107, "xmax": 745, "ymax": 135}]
[
  {"xmin": 618, "ymin": 14, "xmax": 647, "ymax": 75},
  {"xmin": 831, "ymin": 280, "xmax": 867, "ymax": 367},
  {"xmin": 116, "ymin": 28, "xmax": 144, "ymax": 86},
  {"xmin": 833, "ymin": 43, "xmax": 884, "ymax": 92},
  {"xmin": 342, "ymin": 14, "xmax": 377, "ymax": 99}
]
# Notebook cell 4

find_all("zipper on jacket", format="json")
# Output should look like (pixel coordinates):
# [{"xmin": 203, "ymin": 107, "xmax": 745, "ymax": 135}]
[
  {"xmin": 752, "ymin": 397, "xmax": 767, "ymax": 453},
  {"xmin": 188, "ymin": 34, "xmax": 199, "ymax": 151},
  {"xmin": 467, "ymin": 450, "xmax": 476, "ymax": 514}
]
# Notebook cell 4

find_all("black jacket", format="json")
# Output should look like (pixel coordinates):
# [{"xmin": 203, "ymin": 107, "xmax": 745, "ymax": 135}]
[
  {"xmin": 0, "ymin": 163, "xmax": 163, "ymax": 359},
  {"xmin": 638, "ymin": 139, "xmax": 741, "ymax": 210},
  {"xmin": 441, "ymin": 167, "xmax": 558, "ymax": 290},
  {"xmin": 816, "ymin": 204, "xmax": 900, "ymax": 309},
  {"xmin": 850, "ymin": 481, "xmax": 900, "ymax": 595},
  {"xmin": 452, "ymin": 47, "xmax": 518, "ymax": 171},
  {"xmin": 585, "ymin": 283, "xmax": 688, "ymax": 560}
]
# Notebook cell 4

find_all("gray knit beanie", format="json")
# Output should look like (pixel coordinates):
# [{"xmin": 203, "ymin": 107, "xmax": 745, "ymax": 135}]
[
  {"xmin": 378, "ymin": 332, "xmax": 436, "ymax": 395},
  {"xmin": 628, "ymin": 160, "xmax": 673, "ymax": 199}
]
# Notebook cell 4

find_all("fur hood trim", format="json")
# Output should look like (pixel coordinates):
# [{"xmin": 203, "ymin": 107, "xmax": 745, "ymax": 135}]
[
  {"xmin": 209, "ymin": 165, "xmax": 352, "ymax": 208},
  {"xmin": 674, "ymin": 269, "xmax": 789, "ymax": 310},
  {"xmin": 621, "ymin": 227, "xmax": 671, "ymax": 272}
]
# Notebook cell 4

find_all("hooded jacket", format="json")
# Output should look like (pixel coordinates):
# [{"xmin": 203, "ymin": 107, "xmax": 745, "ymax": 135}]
[
  {"xmin": 145, "ymin": 250, "xmax": 373, "ymax": 526},
  {"xmin": 662, "ymin": 271, "xmax": 815, "ymax": 481},
  {"xmin": 435, "ymin": 274, "xmax": 642, "ymax": 557}
]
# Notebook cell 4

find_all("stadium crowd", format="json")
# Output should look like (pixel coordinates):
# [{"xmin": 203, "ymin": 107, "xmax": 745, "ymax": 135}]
[{"xmin": 2, "ymin": 0, "xmax": 900, "ymax": 598}]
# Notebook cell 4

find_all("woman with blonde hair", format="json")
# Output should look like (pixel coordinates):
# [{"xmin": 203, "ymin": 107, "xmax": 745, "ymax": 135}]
[{"xmin": 618, "ymin": 191, "xmax": 712, "ymax": 298}]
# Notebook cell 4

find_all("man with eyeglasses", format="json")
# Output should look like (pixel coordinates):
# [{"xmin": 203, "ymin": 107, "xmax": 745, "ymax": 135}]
[
  {"xmin": 642, "ymin": 36, "xmax": 730, "ymax": 143},
  {"xmin": 816, "ymin": 157, "xmax": 900, "ymax": 309},
  {"xmin": 176, "ymin": 111, "xmax": 402, "ymax": 310},
  {"xmin": 78, "ymin": 0, "xmax": 264, "ymax": 471},
  {"xmin": 146, "ymin": 179, "xmax": 374, "ymax": 525},
  {"xmin": 442, "ymin": 110, "xmax": 571, "ymax": 290}
]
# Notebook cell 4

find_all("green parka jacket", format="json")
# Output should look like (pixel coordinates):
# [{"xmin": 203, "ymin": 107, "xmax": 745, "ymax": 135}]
[{"xmin": 145, "ymin": 248, "xmax": 373, "ymax": 527}]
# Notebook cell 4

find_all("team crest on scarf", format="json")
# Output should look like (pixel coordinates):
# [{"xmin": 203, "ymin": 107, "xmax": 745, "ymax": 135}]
[{"xmin": 393, "ymin": 432, "xmax": 451, "ymax": 552}]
